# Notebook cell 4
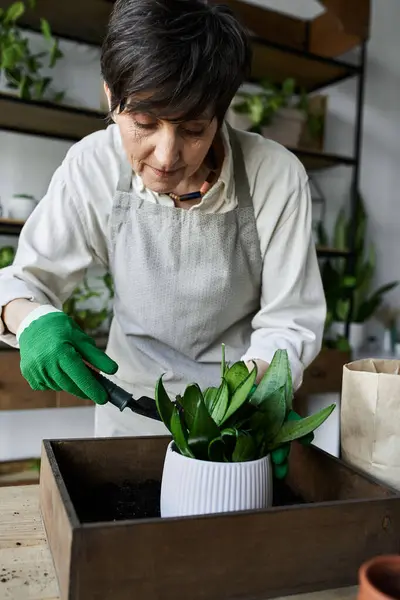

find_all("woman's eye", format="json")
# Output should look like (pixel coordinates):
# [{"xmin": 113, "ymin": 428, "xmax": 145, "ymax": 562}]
[
  {"xmin": 134, "ymin": 121, "xmax": 156, "ymax": 130},
  {"xmin": 184, "ymin": 128, "xmax": 205, "ymax": 137}
]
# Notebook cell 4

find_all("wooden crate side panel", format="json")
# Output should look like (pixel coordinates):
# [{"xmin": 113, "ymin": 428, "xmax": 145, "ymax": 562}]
[
  {"xmin": 75, "ymin": 499, "xmax": 400, "ymax": 600},
  {"xmin": 288, "ymin": 443, "xmax": 397, "ymax": 503},
  {"xmin": 50, "ymin": 436, "xmax": 171, "ymax": 486},
  {"xmin": 39, "ymin": 443, "xmax": 76, "ymax": 600}
]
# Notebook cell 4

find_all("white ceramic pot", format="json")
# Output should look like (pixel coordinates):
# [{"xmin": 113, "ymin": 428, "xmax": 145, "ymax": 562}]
[
  {"xmin": 8, "ymin": 196, "xmax": 37, "ymax": 221},
  {"xmin": 262, "ymin": 108, "xmax": 306, "ymax": 147},
  {"xmin": 160, "ymin": 441, "xmax": 273, "ymax": 518},
  {"xmin": 331, "ymin": 321, "xmax": 366, "ymax": 352}
]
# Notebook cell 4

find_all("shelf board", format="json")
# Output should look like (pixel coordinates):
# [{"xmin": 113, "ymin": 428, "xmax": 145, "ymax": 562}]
[
  {"xmin": 290, "ymin": 148, "xmax": 356, "ymax": 171},
  {"xmin": 0, "ymin": 93, "xmax": 107, "ymax": 142},
  {"xmin": 0, "ymin": 218, "xmax": 25, "ymax": 236},
  {"xmin": 316, "ymin": 247, "xmax": 352, "ymax": 258},
  {"xmin": 0, "ymin": 0, "xmax": 361, "ymax": 92},
  {"xmin": 251, "ymin": 38, "xmax": 360, "ymax": 92}
]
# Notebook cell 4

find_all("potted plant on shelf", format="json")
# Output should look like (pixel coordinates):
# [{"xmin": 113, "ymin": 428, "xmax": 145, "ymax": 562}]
[
  {"xmin": 228, "ymin": 78, "xmax": 325, "ymax": 150},
  {"xmin": 317, "ymin": 195, "xmax": 398, "ymax": 352},
  {"xmin": 0, "ymin": 0, "xmax": 64, "ymax": 102},
  {"xmin": 156, "ymin": 346, "xmax": 335, "ymax": 518}
]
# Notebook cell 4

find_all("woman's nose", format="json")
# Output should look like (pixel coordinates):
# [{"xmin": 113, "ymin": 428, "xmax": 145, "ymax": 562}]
[{"xmin": 153, "ymin": 129, "xmax": 181, "ymax": 169}]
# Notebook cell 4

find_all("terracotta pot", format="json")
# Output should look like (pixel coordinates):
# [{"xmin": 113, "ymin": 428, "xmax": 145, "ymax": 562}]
[{"xmin": 358, "ymin": 555, "xmax": 400, "ymax": 600}]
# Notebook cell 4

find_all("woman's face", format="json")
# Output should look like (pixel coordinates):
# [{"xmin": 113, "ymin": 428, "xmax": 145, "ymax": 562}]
[{"xmin": 105, "ymin": 87, "xmax": 218, "ymax": 193}]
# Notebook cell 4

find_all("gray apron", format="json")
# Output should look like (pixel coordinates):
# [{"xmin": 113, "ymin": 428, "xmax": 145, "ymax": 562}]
[{"xmin": 94, "ymin": 125, "xmax": 263, "ymax": 437}]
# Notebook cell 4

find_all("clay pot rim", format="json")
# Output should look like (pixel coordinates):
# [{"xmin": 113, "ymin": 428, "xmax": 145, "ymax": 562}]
[{"xmin": 359, "ymin": 555, "xmax": 400, "ymax": 600}]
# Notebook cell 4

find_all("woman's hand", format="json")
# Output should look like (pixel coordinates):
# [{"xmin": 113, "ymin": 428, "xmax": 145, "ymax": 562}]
[
  {"xmin": 246, "ymin": 358, "xmax": 269, "ymax": 383},
  {"xmin": 18, "ymin": 311, "xmax": 118, "ymax": 404}
]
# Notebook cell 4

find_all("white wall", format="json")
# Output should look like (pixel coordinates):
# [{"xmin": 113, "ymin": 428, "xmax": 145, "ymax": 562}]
[{"xmin": 0, "ymin": 36, "xmax": 103, "ymax": 458}]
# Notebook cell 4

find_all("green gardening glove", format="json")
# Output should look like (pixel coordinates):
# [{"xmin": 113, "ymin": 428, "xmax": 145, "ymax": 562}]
[
  {"xmin": 270, "ymin": 410, "xmax": 314, "ymax": 480},
  {"xmin": 249, "ymin": 385, "xmax": 314, "ymax": 480},
  {"xmin": 19, "ymin": 312, "xmax": 118, "ymax": 404}
]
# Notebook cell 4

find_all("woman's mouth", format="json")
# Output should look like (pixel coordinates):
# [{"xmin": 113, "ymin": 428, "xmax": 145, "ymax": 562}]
[{"xmin": 148, "ymin": 165, "xmax": 181, "ymax": 179}]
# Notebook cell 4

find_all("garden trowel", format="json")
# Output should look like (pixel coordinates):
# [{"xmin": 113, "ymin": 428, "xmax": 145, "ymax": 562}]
[{"xmin": 90, "ymin": 369, "xmax": 162, "ymax": 421}]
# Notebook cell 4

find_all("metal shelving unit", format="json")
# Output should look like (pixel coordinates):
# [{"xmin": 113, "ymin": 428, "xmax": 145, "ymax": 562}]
[{"xmin": 0, "ymin": 0, "xmax": 368, "ymax": 335}]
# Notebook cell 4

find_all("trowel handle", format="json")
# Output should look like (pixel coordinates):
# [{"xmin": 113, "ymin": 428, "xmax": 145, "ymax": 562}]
[{"xmin": 86, "ymin": 364, "xmax": 131, "ymax": 412}]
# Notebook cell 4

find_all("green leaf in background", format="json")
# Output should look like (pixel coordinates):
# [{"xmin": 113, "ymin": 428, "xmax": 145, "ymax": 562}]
[
  {"xmin": 4, "ymin": 1, "xmax": 25, "ymax": 24},
  {"xmin": 224, "ymin": 361, "xmax": 249, "ymax": 396},
  {"xmin": 221, "ymin": 364, "xmax": 257, "ymax": 424},
  {"xmin": 210, "ymin": 380, "xmax": 229, "ymax": 426},
  {"xmin": 155, "ymin": 375, "xmax": 174, "ymax": 432},
  {"xmin": 0, "ymin": 246, "xmax": 16, "ymax": 269},
  {"xmin": 232, "ymin": 432, "xmax": 257, "ymax": 462},
  {"xmin": 179, "ymin": 384, "xmax": 201, "ymax": 430},
  {"xmin": 188, "ymin": 395, "xmax": 220, "ymax": 460},
  {"xmin": 40, "ymin": 17, "xmax": 52, "ymax": 40},
  {"xmin": 268, "ymin": 404, "xmax": 335, "ymax": 450},
  {"xmin": 170, "ymin": 406, "xmax": 194, "ymax": 459},
  {"xmin": 49, "ymin": 41, "xmax": 63, "ymax": 68}
]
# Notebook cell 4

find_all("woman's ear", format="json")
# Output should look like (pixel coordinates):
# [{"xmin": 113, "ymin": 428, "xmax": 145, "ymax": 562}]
[{"xmin": 103, "ymin": 81, "xmax": 112, "ymax": 111}]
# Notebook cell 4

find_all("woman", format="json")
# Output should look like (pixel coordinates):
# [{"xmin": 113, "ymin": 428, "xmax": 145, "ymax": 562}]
[{"xmin": 0, "ymin": 0, "xmax": 326, "ymax": 441}]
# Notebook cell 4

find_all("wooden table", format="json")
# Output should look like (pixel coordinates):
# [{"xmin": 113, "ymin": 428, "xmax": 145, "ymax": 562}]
[{"xmin": 0, "ymin": 485, "xmax": 357, "ymax": 600}]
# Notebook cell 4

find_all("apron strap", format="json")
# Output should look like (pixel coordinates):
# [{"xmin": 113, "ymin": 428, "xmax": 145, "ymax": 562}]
[
  {"xmin": 225, "ymin": 122, "xmax": 252, "ymax": 209},
  {"xmin": 116, "ymin": 158, "xmax": 134, "ymax": 193}
]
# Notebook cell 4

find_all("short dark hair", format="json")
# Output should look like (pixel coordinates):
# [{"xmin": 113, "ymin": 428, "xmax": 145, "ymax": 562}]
[{"xmin": 101, "ymin": 0, "xmax": 252, "ymax": 124}]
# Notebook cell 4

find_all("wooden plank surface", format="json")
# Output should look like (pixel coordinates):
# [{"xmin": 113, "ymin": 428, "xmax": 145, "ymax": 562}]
[{"xmin": 0, "ymin": 485, "xmax": 357, "ymax": 600}]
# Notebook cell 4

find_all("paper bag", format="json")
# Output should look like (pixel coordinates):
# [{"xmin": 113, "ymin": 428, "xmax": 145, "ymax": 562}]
[{"xmin": 341, "ymin": 358, "xmax": 400, "ymax": 490}]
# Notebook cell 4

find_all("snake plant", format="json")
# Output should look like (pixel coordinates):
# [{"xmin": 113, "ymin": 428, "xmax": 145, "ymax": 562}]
[{"xmin": 155, "ymin": 347, "xmax": 334, "ymax": 462}]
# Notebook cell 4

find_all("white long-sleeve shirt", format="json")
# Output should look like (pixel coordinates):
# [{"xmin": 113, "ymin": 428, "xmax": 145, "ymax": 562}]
[{"xmin": 0, "ymin": 122, "xmax": 326, "ymax": 389}]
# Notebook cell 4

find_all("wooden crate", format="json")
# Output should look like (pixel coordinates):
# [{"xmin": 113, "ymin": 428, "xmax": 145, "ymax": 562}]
[{"xmin": 39, "ymin": 436, "xmax": 400, "ymax": 600}]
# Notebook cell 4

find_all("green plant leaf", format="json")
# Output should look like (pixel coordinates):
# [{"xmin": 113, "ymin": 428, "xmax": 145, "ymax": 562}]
[
  {"xmin": 40, "ymin": 18, "xmax": 52, "ymax": 41},
  {"xmin": 170, "ymin": 406, "xmax": 194, "ymax": 458},
  {"xmin": 249, "ymin": 385, "xmax": 286, "ymax": 442},
  {"xmin": 221, "ymin": 428, "xmax": 238, "ymax": 461},
  {"xmin": 224, "ymin": 361, "xmax": 249, "ymax": 396},
  {"xmin": 333, "ymin": 208, "xmax": 348, "ymax": 251},
  {"xmin": 221, "ymin": 364, "xmax": 257, "ymax": 424},
  {"xmin": 49, "ymin": 41, "xmax": 63, "ymax": 68},
  {"xmin": 268, "ymin": 404, "xmax": 335, "ymax": 449},
  {"xmin": 188, "ymin": 395, "xmax": 220, "ymax": 460},
  {"xmin": 53, "ymin": 91, "xmax": 65, "ymax": 103},
  {"xmin": 179, "ymin": 384, "xmax": 201, "ymax": 430},
  {"xmin": 210, "ymin": 379, "xmax": 229, "ymax": 425},
  {"xmin": 250, "ymin": 350, "xmax": 292, "ymax": 410},
  {"xmin": 232, "ymin": 432, "xmax": 257, "ymax": 462},
  {"xmin": 203, "ymin": 387, "xmax": 219, "ymax": 412},
  {"xmin": 155, "ymin": 375, "xmax": 174, "ymax": 432},
  {"xmin": 208, "ymin": 437, "xmax": 225, "ymax": 462},
  {"xmin": 4, "ymin": 2, "xmax": 25, "ymax": 24}
]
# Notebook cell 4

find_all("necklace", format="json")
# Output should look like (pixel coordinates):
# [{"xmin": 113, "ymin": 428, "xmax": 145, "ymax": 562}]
[
  {"xmin": 167, "ymin": 146, "xmax": 218, "ymax": 203},
  {"xmin": 167, "ymin": 172, "xmax": 214, "ymax": 203}
]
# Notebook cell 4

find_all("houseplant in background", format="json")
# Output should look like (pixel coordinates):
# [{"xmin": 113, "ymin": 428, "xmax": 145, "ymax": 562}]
[
  {"xmin": 0, "ymin": 0, "xmax": 64, "ymax": 102},
  {"xmin": 63, "ymin": 272, "xmax": 114, "ymax": 338},
  {"xmin": 0, "ymin": 245, "xmax": 15, "ymax": 268},
  {"xmin": 317, "ymin": 194, "xmax": 398, "ymax": 352},
  {"xmin": 156, "ymin": 346, "xmax": 335, "ymax": 518},
  {"xmin": 228, "ymin": 78, "xmax": 325, "ymax": 150}
]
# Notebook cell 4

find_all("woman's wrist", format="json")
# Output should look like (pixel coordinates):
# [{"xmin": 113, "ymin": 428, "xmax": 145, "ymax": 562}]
[{"xmin": 2, "ymin": 299, "xmax": 44, "ymax": 335}]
